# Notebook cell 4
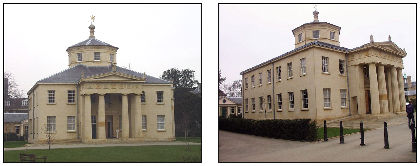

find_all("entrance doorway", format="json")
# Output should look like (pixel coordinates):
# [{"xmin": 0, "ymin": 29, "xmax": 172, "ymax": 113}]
[
  {"xmin": 365, "ymin": 90, "xmax": 371, "ymax": 114},
  {"xmin": 105, "ymin": 115, "xmax": 113, "ymax": 138},
  {"xmin": 221, "ymin": 107, "xmax": 227, "ymax": 118},
  {"xmin": 91, "ymin": 116, "xmax": 96, "ymax": 139}
]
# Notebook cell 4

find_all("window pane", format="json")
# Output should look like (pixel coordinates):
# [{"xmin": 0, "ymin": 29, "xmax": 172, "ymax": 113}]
[
  {"xmin": 142, "ymin": 115, "xmax": 147, "ymax": 130},
  {"xmin": 94, "ymin": 52, "xmax": 100, "ymax": 61},
  {"xmin": 157, "ymin": 115, "xmax": 165, "ymax": 130}
]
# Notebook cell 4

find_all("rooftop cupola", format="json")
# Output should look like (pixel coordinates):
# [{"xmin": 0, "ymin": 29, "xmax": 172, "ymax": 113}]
[{"xmin": 292, "ymin": 9, "xmax": 341, "ymax": 48}]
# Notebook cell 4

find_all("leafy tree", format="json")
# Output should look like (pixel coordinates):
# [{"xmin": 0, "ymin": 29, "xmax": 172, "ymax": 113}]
[
  {"xmin": 161, "ymin": 68, "xmax": 198, "ymax": 88},
  {"xmin": 218, "ymin": 70, "xmax": 226, "ymax": 88},
  {"xmin": 174, "ymin": 88, "xmax": 202, "ymax": 137},
  {"xmin": 4, "ymin": 72, "xmax": 24, "ymax": 98}
]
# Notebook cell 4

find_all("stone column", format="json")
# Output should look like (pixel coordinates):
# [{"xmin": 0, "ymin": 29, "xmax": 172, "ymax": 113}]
[
  {"xmin": 386, "ymin": 68, "xmax": 394, "ymax": 113},
  {"xmin": 377, "ymin": 65, "xmax": 389, "ymax": 114},
  {"xmin": 391, "ymin": 67, "xmax": 400, "ymax": 112},
  {"xmin": 134, "ymin": 94, "xmax": 142, "ymax": 138},
  {"xmin": 121, "ymin": 94, "xmax": 129, "ymax": 139},
  {"xmin": 369, "ymin": 63, "xmax": 380, "ymax": 115},
  {"xmin": 83, "ymin": 94, "xmax": 92, "ymax": 142},
  {"xmin": 357, "ymin": 65, "xmax": 366, "ymax": 116},
  {"xmin": 397, "ymin": 68, "xmax": 406, "ymax": 112},
  {"xmin": 97, "ymin": 94, "xmax": 106, "ymax": 139}
]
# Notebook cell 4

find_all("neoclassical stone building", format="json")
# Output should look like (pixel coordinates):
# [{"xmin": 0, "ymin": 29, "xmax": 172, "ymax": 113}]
[
  {"xmin": 27, "ymin": 22, "xmax": 175, "ymax": 143},
  {"xmin": 241, "ymin": 10, "xmax": 407, "ymax": 121}
]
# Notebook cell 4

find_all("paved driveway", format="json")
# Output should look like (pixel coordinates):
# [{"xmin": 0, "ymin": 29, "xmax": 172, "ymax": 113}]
[{"xmin": 219, "ymin": 123, "xmax": 416, "ymax": 162}]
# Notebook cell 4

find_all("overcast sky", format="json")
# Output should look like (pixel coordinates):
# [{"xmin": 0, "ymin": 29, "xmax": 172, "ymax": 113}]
[
  {"xmin": 4, "ymin": 4, "xmax": 201, "ymax": 94},
  {"xmin": 220, "ymin": 4, "xmax": 416, "ymax": 84}
]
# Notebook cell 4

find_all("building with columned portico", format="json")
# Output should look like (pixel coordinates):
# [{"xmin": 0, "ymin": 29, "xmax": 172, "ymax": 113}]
[
  {"xmin": 27, "ymin": 22, "xmax": 175, "ymax": 143},
  {"xmin": 241, "ymin": 10, "xmax": 407, "ymax": 121}
]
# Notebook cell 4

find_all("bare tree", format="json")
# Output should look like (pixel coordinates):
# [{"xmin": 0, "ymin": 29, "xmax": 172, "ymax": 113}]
[
  {"xmin": 221, "ymin": 80, "xmax": 242, "ymax": 97},
  {"xmin": 4, "ymin": 72, "xmax": 24, "ymax": 98},
  {"xmin": 40, "ymin": 124, "xmax": 56, "ymax": 150}
]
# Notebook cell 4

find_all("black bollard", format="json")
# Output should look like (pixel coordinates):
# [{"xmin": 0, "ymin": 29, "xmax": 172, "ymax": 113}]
[
  {"xmin": 360, "ymin": 121, "xmax": 365, "ymax": 146},
  {"xmin": 324, "ymin": 120, "xmax": 328, "ymax": 141},
  {"xmin": 384, "ymin": 122, "xmax": 389, "ymax": 149},
  {"xmin": 410, "ymin": 123, "xmax": 416, "ymax": 152},
  {"xmin": 340, "ymin": 121, "xmax": 344, "ymax": 144}
]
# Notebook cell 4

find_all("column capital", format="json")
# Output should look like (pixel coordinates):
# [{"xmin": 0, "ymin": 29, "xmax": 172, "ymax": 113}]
[
  {"xmin": 121, "ymin": 93, "xmax": 129, "ymax": 96},
  {"xmin": 97, "ymin": 93, "xmax": 106, "ymax": 96},
  {"xmin": 81, "ymin": 93, "xmax": 91, "ymax": 96}
]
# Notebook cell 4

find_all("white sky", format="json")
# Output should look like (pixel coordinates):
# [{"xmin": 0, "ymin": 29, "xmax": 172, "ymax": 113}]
[
  {"xmin": 220, "ymin": 4, "xmax": 416, "ymax": 84},
  {"xmin": 4, "ymin": 4, "xmax": 201, "ymax": 94}
]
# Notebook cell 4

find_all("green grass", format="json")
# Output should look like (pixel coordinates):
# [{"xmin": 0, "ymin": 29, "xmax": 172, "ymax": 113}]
[
  {"xmin": 176, "ymin": 137, "xmax": 201, "ymax": 143},
  {"xmin": 4, "ymin": 141, "xmax": 28, "ymax": 148},
  {"xmin": 4, "ymin": 145, "xmax": 201, "ymax": 162},
  {"xmin": 317, "ymin": 127, "xmax": 363, "ymax": 140}
]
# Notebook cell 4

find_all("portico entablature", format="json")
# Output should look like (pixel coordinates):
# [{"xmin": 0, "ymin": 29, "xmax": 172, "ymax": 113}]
[
  {"xmin": 347, "ymin": 49, "xmax": 403, "ymax": 68},
  {"xmin": 79, "ymin": 71, "xmax": 146, "ymax": 95}
]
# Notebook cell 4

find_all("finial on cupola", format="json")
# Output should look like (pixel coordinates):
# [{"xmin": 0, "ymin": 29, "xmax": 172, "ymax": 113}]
[
  {"xmin": 388, "ymin": 35, "xmax": 392, "ymax": 42},
  {"xmin": 370, "ymin": 35, "xmax": 374, "ymax": 43},
  {"xmin": 313, "ymin": 5, "xmax": 319, "ymax": 22},
  {"xmin": 89, "ymin": 15, "xmax": 96, "ymax": 39}
]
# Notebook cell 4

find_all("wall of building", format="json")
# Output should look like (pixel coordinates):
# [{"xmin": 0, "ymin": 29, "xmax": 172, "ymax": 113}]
[
  {"xmin": 68, "ymin": 46, "xmax": 117, "ymax": 67},
  {"xmin": 293, "ymin": 23, "xmax": 341, "ymax": 48}
]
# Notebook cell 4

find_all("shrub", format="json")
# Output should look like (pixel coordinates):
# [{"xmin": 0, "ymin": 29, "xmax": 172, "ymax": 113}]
[{"xmin": 219, "ymin": 118, "xmax": 317, "ymax": 141}]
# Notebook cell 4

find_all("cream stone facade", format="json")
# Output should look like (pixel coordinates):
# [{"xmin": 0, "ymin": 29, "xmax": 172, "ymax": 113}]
[
  {"xmin": 27, "ymin": 23, "xmax": 175, "ymax": 144},
  {"xmin": 241, "ymin": 11, "xmax": 407, "ymax": 121},
  {"xmin": 218, "ymin": 97, "xmax": 242, "ymax": 118}
]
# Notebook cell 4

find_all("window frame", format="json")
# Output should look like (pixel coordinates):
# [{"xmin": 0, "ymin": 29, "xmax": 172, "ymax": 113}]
[
  {"xmin": 157, "ymin": 115, "xmax": 165, "ymax": 130},
  {"xmin": 5, "ymin": 101, "xmax": 10, "ymax": 106},
  {"xmin": 94, "ymin": 52, "xmax": 101, "ymax": 61},
  {"xmin": 142, "ymin": 115, "xmax": 147, "ymax": 130},
  {"xmin": 251, "ymin": 98, "xmax": 255, "ymax": 112},
  {"xmin": 287, "ymin": 62, "xmax": 293, "ymax": 78},
  {"xmin": 322, "ymin": 56, "xmax": 329, "ymax": 73},
  {"xmin": 156, "ymin": 91, "xmax": 164, "ymax": 103},
  {"xmin": 67, "ymin": 116, "xmax": 76, "ymax": 131},
  {"xmin": 313, "ymin": 30, "xmax": 320, "ymax": 39},
  {"xmin": 340, "ymin": 89, "xmax": 347, "ymax": 107},
  {"xmin": 298, "ymin": 33, "xmax": 302, "ymax": 42},
  {"xmin": 230, "ymin": 107, "xmax": 235, "ymax": 114},
  {"xmin": 277, "ymin": 93, "xmax": 282, "ymax": 111},
  {"xmin": 330, "ymin": 31, "xmax": 335, "ymax": 40},
  {"xmin": 267, "ymin": 95, "xmax": 272, "ymax": 110},
  {"xmin": 323, "ymin": 88, "xmax": 331, "ymax": 108},
  {"xmin": 289, "ymin": 92, "xmax": 294, "ymax": 109},
  {"xmin": 245, "ymin": 77, "xmax": 248, "ymax": 89},
  {"xmin": 267, "ymin": 69, "xmax": 272, "ymax": 84},
  {"xmin": 251, "ymin": 75, "xmax": 255, "ymax": 87},
  {"xmin": 339, "ymin": 59, "xmax": 345, "ymax": 75},
  {"xmin": 141, "ymin": 91, "xmax": 146, "ymax": 103},
  {"xmin": 300, "ymin": 58, "xmax": 306, "ymax": 75},
  {"xmin": 245, "ymin": 99, "xmax": 249, "ymax": 113},
  {"xmin": 48, "ymin": 90, "xmax": 55, "ymax": 104},
  {"xmin": 259, "ymin": 96, "xmax": 263, "ymax": 111},
  {"xmin": 77, "ymin": 53, "xmax": 83, "ymax": 62},
  {"xmin": 110, "ymin": 54, "xmax": 114, "ymax": 62},
  {"xmin": 258, "ymin": 73, "xmax": 262, "ymax": 86},
  {"xmin": 276, "ymin": 66, "xmax": 281, "ymax": 81},
  {"xmin": 47, "ymin": 116, "xmax": 56, "ymax": 133},
  {"xmin": 15, "ymin": 126, "xmax": 20, "ymax": 134},
  {"xmin": 67, "ymin": 90, "xmax": 75, "ymax": 104},
  {"xmin": 22, "ymin": 100, "xmax": 28, "ymax": 106},
  {"xmin": 301, "ymin": 90, "xmax": 309, "ymax": 109}
]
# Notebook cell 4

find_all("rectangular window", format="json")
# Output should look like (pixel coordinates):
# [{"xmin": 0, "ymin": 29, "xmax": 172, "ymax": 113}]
[
  {"xmin": 259, "ymin": 97, "xmax": 263, "ymax": 110},
  {"xmin": 277, "ymin": 94, "xmax": 282, "ymax": 110},
  {"xmin": 47, "ymin": 116, "xmax": 56, "ymax": 132},
  {"xmin": 258, "ymin": 73, "xmax": 262, "ymax": 85},
  {"xmin": 330, "ymin": 31, "xmax": 335, "ymax": 40},
  {"xmin": 339, "ymin": 59, "xmax": 345, "ymax": 75},
  {"xmin": 68, "ymin": 90, "xmax": 75, "ymax": 103},
  {"xmin": 156, "ymin": 91, "xmax": 164, "ymax": 103},
  {"xmin": 141, "ymin": 91, "xmax": 146, "ymax": 102},
  {"xmin": 157, "ymin": 115, "xmax": 165, "ymax": 130},
  {"xmin": 340, "ymin": 89, "xmax": 347, "ymax": 107},
  {"xmin": 94, "ymin": 52, "xmax": 100, "ymax": 61},
  {"xmin": 5, "ymin": 101, "xmax": 10, "ymax": 106},
  {"xmin": 77, "ymin": 53, "xmax": 82, "ymax": 62},
  {"xmin": 276, "ymin": 66, "xmax": 281, "ymax": 80},
  {"xmin": 24, "ymin": 126, "xmax": 28, "ymax": 135},
  {"xmin": 322, "ymin": 56, "xmax": 329, "ymax": 73},
  {"xmin": 267, "ymin": 95, "xmax": 272, "ymax": 110},
  {"xmin": 251, "ymin": 75, "xmax": 255, "ymax": 87},
  {"xmin": 313, "ymin": 30, "xmax": 320, "ymax": 39},
  {"xmin": 230, "ymin": 107, "xmax": 235, "ymax": 114},
  {"xmin": 287, "ymin": 62, "xmax": 293, "ymax": 78},
  {"xmin": 48, "ymin": 90, "xmax": 55, "ymax": 104},
  {"xmin": 267, "ymin": 69, "xmax": 271, "ymax": 83},
  {"xmin": 298, "ymin": 33, "xmax": 302, "ymax": 42},
  {"xmin": 251, "ymin": 98, "xmax": 255, "ymax": 111},
  {"xmin": 301, "ymin": 90, "xmax": 308, "ymax": 109},
  {"xmin": 245, "ymin": 78, "xmax": 248, "ymax": 89},
  {"xmin": 15, "ymin": 126, "xmax": 20, "ymax": 134},
  {"xmin": 110, "ymin": 54, "xmax": 114, "ymax": 62},
  {"xmin": 323, "ymin": 88, "xmax": 331, "ymax": 108},
  {"xmin": 142, "ymin": 115, "xmax": 147, "ymax": 130},
  {"xmin": 22, "ymin": 100, "xmax": 28, "ymax": 106},
  {"xmin": 300, "ymin": 58, "xmax": 306, "ymax": 75},
  {"xmin": 289, "ymin": 92, "xmax": 294, "ymax": 109},
  {"xmin": 245, "ymin": 99, "xmax": 249, "ymax": 112},
  {"xmin": 67, "ymin": 116, "xmax": 75, "ymax": 131}
]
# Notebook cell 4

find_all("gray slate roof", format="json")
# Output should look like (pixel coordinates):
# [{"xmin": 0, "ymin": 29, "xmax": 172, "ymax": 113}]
[
  {"xmin": 4, "ymin": 113, "xmax": 28, "ymax": 123},
  {"xmin": 241, "ymin": 41, "xmax": 348, "ymax": 75},
  {"xmin": 37, "ymin": 65, "xmax": 171, "ymax": 84},
  {"xmin": 67, "ymin": 38, "xmax": 118, "ymax": 50},
  {"xmin": 228, "ymin": 97, "xmax": 242, "ymax": 105}
]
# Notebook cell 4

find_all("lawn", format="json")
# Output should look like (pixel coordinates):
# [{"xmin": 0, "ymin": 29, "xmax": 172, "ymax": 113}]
[
  {"xmin": 317, "ymin": 127, "xmax": 363, "ymax": 140},
  {"xmin": 4, "ymin": 141, "xmax": 27, "ymax": 148},
  {"xmin": 4, "ymin": 145, "xmax": 201, "ymax": 162},
  {"xmin": 176, "ymin": 137, "xmax": 201, "ymax": 143}
]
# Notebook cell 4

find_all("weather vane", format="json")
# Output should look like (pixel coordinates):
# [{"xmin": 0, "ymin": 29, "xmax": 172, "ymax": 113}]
[
  {"xmin": 90, "ymin": 15, "xmax": 95, "ymax": 24},
  {"xmin": 314, "ymin": 4, "xmax": 318, "ymax": 11}
]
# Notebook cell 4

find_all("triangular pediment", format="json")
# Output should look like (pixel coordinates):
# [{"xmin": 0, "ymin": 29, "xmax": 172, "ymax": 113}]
[
  {"xmin": 219, "ymin": 97, "xmax": 236, "ymax": 105},
  {"xmin": 376, "ymin": 41, "xmax": 406, "ymax": 56},
  {"xmin": 82, "ymin": 72, "xmax": 146, "ymax": 82},
  {"xmin": 350, "ymin": 41, "xmax": 407, "ymax": 57}
]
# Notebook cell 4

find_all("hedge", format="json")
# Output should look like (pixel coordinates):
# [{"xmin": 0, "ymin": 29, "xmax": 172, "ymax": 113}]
[{"xmin": 219, "ymin": 117, "xmax": 317, "ymax": 141}]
